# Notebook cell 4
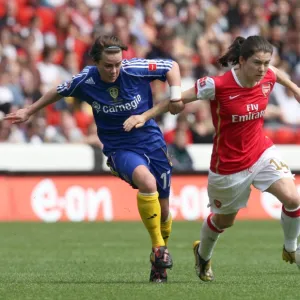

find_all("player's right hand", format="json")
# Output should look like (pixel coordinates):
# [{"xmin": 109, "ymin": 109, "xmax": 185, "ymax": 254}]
[
  {"xmin": 4, "ymin": 108, "xmax": 31, "ymax": 124},
  {"xmin": 123, "ymin": 115, "xmax": 146, "ymax": 132}
]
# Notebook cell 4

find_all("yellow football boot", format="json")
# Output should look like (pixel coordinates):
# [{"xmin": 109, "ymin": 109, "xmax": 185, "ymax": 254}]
[{"xmin": 193, "ymin": 240, "xmax": 214, "ymax": 282}]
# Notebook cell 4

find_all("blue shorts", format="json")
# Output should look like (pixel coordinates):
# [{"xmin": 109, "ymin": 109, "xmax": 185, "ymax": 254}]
[{"xmin": 107, "ymin": 147, "xmax": 172, "ymax": 199}]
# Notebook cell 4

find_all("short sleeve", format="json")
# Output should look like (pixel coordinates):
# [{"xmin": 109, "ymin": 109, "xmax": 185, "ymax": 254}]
[
  {"xmin": 121, "ymin": 58, "xmax": 173, "ymax": 82},
  {"xmin": 195, "ymin": 76, "xmax": 216, "ymax": 100},
  {"xmin": 57, "ymin": 67, "xmax": 90, "ymax": 97},
  {"xmin": 268, "ymin": 66, "xmax": 277, "ymax": 83}
]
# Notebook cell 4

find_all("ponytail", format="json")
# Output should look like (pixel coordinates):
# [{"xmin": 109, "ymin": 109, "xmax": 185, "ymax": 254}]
[
  {"xmin": 218, "ymin": 37, "xmax": 245, "ymax": 67},
  {"xmin": 218, "ymin": 35, "xmax": 273, "ymax": 67}
]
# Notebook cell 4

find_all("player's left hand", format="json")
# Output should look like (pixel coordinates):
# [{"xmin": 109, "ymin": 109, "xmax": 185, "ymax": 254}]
[
  {"xmin": 123, "ymin": 115, "xmax": 146, "ymax": 132},
  {"xmin": 168, "ymin": 100, "xmax": 185, "ymax": 115}
]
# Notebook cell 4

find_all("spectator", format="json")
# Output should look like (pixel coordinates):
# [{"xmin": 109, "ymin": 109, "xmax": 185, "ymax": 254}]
[
  {"xmin": 190, "ymin": 101, "xmax": 214, "ymax": 144},
  {"xmin": 0, "ymin": 0, "xmax": 300, "ymax": 147},
  {"xmin": 168, "ymin": 128, "xmax": 194, "ymax": 172},
  {"xmin": 175, "ymin": 2, "xmax": 203, "ymax": 50},
  {"xmin": 0, "ymin": 73, "xmax": 13, "ymax": 119},
  {"xmin": 164, "ymin": 113, "xmax": 193, "ymax": 145}
]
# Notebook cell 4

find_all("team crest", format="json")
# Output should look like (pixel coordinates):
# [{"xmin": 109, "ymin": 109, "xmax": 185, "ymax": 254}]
[
  {"xmin": 214, "ymin": 199, "xmax": 222, "ymax": 208},
  {"xmin": 262, "ymin": 83, "xmax": 271, "ymax": 97},
  {"xmin": 107, "ymin": 86, "xmax": 119, "ymax": 101}
]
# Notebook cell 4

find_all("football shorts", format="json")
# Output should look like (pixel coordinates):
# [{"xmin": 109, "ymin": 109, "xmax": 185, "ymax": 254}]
[
  {"xmin": 207, "ymin": 146, "xmax": 294, "ymax": 214},
  {"xmin": 107, "ymin": 146, "xmax": 172, "ymax": 199}
]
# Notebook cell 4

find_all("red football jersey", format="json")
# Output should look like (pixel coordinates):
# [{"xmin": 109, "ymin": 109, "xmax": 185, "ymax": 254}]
[{"xmin": 195, "ymin": 68, "xmax": 276, "ymax": 174}]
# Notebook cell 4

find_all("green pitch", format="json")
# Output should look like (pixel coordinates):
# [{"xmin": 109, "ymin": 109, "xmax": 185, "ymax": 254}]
[{"xmin": 0, "ymin": 221, "xmax": 299, "ymax": 300}]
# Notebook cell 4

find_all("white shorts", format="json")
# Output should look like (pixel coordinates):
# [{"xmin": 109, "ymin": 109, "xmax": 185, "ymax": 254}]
[{"xmin": 208, "ymin": 146, "xmax": 294, "ymax": 214}]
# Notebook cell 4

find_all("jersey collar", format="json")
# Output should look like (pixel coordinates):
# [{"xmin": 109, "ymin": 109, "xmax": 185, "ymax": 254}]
[{"xmin": 231, "ymin": 68, "xmax": 244, "ymax": 87}]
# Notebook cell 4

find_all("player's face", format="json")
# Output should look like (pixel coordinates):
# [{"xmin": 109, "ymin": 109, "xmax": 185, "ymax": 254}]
[
  {"xmin": 240, "ymin": 51, "xmax": 272, "ymax": 83},
  {"xmin": 97, "ymin": 52, "xmax": 122, "ymax": 83}
]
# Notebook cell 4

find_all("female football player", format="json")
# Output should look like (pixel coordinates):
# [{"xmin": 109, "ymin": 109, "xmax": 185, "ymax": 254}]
[
  {"xmin": 4, "ymin": 35, "xmax": 184, "ymax": 283},
  {"xmin": 123, "ymin": 35, "xmax": 300, "ymax": 281}
]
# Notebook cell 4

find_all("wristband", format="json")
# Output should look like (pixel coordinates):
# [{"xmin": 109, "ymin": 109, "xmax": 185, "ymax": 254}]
[{"xmin": 170, "ymin": 86, "xmax": 182, "ymax": 102}]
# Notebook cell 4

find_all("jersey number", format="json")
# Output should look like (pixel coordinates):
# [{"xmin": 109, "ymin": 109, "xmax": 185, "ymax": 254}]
[
  {"xmin": 161, "ymin": 170, "xmax": 171, "ymax": 189},
  {"xmin": 270, "ymin": 159, "xmax": 289, "ymax": 171}
]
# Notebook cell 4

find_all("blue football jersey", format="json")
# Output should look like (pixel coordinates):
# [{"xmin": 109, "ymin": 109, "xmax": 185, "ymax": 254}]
[{"xmin": 57, "ymin": 58, "xmax": 173, "ymax": 156}]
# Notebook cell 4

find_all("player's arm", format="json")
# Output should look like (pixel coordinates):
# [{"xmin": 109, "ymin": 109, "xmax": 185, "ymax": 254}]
[
  {"xmin": 5, "ymin": 67, "xmax": 89, "ymax": 124},
  {"xmin": 123, "ymin": 77, "xmax": 214, "ymax": 131},
  {"xmin": 123, "ymin": 86, "xmax": 199, "ymax": 132},
  {"xmin": 146, "ymin": 86, "xmax": 197, "ymax": 117},
  {"xmin": 143, "ymin": 86, "xmax": 197, "ymax": 119},
  {"xmin": 166, "ymin": 61, "xmax": 185, "ymax": 114},
  {"xmin": 181, "ymin": 86, "xmax": 198, "ymax": 104},
  {"xmin": 271, "ymin": 66, "xmax": 300, "ymax": 102},
  {"xmin": 123, "ymin": 99, "xmax": 168, "ymax": 131},
  {"xmin": 4, "ymin": 87, "xmax": 62, "ymax": 124}
]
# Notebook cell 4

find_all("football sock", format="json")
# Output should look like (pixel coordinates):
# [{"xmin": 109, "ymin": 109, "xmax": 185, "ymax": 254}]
[
  {"xmin": 281, "ymin": 206, "xmax": 300, "ymax": 252},
  {"xmin": 161, "ymin": 212, "xmax": 172, "ymax": 246},
  {"xmin": 199, "ymin": 213, "xmax": 224, "ymax": 261},
  {"xmin": 137, "ymin": 192, "xmax": 165, "ymax": 248}
]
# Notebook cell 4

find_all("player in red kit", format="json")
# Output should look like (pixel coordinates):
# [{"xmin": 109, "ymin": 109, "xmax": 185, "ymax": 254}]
[{"xmin": 123, "ymin": 36, "xmax": 300, "ymax": 281}]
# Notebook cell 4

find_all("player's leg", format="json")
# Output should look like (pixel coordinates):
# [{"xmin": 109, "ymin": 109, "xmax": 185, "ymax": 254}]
[
  {"xmin": 194, "ymin": 169, "xmax": 252, "ymax": 282},
  {"xmin": 147, "ymin": 146, "xmax": 173, "ymax": 246},
  {"xmin": 194, "ymin": 212, "xmax": 237, "ymax": 281},
  {"xmin": 147, "ymin": 147, "xmax": 173, "ymax": 282},
  {"xmin": 147, "ymin": 197, "xmax": 172, "ymax": 283},
  {"xmin": 253, "ymin": 148, "xmax": 300, "ymax": 264},
  {"xmin": 132, "ymin": 165, "xmax": 166, "ymax": 249},
  {"xmin": 108, "ymin": 151, "xmax": 167, "ymax": 260},
  {"xmin": 198, "ymin": 212, "xmax": 237, "ymax": 261},
  {"xmin": 133, "ymin": 167, "xmax": 173, "ymax": 274},
  {"xmin": 159, "ymin": 197, "xmax": 172, "ymax": 246},
  {"xmin": 266, "ymin": 178, "xmax": 300, "ymax": 263}
]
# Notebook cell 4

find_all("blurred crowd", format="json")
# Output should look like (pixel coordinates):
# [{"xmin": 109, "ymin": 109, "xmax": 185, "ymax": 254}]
[{"xmin": 0, "ymin": 0, "xmax": 300, "ymax": 170}]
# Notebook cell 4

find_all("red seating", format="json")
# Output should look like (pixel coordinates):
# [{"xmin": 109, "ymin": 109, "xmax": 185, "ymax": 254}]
[{"xmin": 273, "ymin": 128, "xmax": 296, "ymax": 144}]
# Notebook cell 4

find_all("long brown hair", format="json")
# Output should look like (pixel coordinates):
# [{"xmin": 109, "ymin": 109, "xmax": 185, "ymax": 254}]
[{"xmin": 218, "ymin": 36, "xmax": 273, "ymax": 67}]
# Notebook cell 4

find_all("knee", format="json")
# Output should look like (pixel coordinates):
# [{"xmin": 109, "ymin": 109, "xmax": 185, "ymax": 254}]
[
  {"xmin": 282, "ymin": 194, "xmax": 300, "ymax": 210},
  {"xmin": 137, "ymin": 174, "xmax": 157, "ymax": 193},
  {"xmin": 132, "ymin": 166, "xmax": 157, "ymax": 193}
]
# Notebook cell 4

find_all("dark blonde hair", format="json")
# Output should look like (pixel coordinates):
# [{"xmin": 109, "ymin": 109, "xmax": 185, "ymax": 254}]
[
  {"xmin": 218, "ymin": 36, "xmax": 273, "ymax": 67},
  {"xmin": 89, "ymin": 35, "xmax": 128, "ymax": 63}
]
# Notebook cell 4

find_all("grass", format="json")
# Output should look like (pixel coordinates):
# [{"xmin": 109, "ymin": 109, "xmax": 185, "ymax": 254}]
[{"xmin": 0, "ymin": 221, "xmax": 299, "ymax": 300}]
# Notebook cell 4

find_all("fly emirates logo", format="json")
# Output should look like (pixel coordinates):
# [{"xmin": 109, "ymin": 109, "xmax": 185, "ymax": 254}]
[{"xmin": 232, "ymin": 104, "xmax": 265, "ymax": 123}]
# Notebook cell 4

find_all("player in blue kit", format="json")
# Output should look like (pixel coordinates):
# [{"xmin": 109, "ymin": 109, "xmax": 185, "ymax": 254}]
[{"xmin": 4, "ymin": 35, "xmax": 184, "ymax": 283}]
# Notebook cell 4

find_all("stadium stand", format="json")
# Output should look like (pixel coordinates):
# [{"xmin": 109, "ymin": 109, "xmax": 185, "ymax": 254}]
[{"xmin": 0, "ymin": 0, "xmax": 300, "ymax": 149}]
